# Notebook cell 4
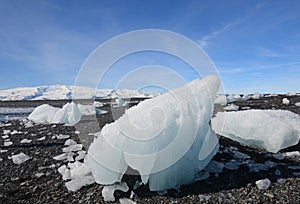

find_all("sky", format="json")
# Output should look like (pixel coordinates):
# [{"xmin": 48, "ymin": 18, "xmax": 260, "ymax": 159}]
[{"xmin": 0, "ymin": 0, "xmax": 299, "ymax": 94}]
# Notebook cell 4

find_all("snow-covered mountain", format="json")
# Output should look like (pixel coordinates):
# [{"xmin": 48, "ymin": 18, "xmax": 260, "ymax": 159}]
[{"xmin": 0, "ymin": 85, "xmax": 158, "ymax": 101}]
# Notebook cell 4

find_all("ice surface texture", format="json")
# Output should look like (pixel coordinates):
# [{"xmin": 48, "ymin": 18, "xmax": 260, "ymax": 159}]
[
  {"xmin": 85, "ymin": 75, "xmax": 220, "ymax": 191},
  {"xmin": 212, "ymin": 109, "xmax": 300, "ymax": 153}
]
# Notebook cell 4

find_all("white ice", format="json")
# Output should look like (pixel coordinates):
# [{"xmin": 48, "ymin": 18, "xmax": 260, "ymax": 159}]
[
  {"xmin": 282, "ymin": 98, "xmax": 290, "ymax": 105},
  {"xmin": 4, "ymin": 141, "xmax": 13, "ymax": 146},
  {"xmin": 20, "ymin": 139, "xmax": 32, "ymax": 144},
  {"xmin": 212, "ymin": 109, "xmax": 300, "ymax": 153},
  {"xmin": 102, "ymin": 182, "xmax": 129, "ymax": 202},
  {"xmin": 119, "ymin": 198, "xmax": 137, "ymax": 204},
  {"xmin": 86, "ymin": 75, "xmax": 220, "ymax": 191},
  {"xmin": 255, "ymin": 178, "xmax": 271, "ymax": 190},
  {"xmin": 11, "ymin": 152, "xmax": 31, "ymax": 164},
  {"xmin": 295, "ymin": 102, "xmax": 300, "ymax": 107},
  {"xmin": 224, "ymin": 104, "xmax": 239, "ymax": 111}
]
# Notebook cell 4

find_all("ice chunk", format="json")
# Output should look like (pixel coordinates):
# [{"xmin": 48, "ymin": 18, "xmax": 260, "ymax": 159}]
[
  {"xmin": 64, "ymin": 139, "xmax": 77, "ymax": 146},
  {"xmin": 119, "ymin": 198, "xmax": 136, "ymax": 204},
  {"xmin": 58, "ymin": 165, "xmax": 71, "ymax": 180},
  {"xmin": 37, "ymin": 136, "xmax": 46, "ymax": 141},
  {"xmin": 204, "ymin": 160, "xmax": 224, "ymax": 175},
  {"xmin": 75, "ymin": 150, "xmax": 86, "ymax": 161},
  {"xmin": 28, "ymin": 102, "xmax": 82, "ymax": 125},
  {"xmin": 11, "ymin": 152, "xmax": 31, "ymax": 164},
  {"xmin": 85, "ymin": 76, "xmax": 220, "ymax": 191},
  {"xmin": 255, "ymin": 178, "xmax": 271, "ymax": 190},
  {"xmin": 52, "ymin": 102, "xmax": 82, "ymax": 125},
  {"xmin": 4, "ymin": 141, "xmax": 13, "ymax": 146},
  {"xmin": 65, "ymin": 175, "xmax": 95, "ymax": 192},
  {"xmin": 11, "ymin": 130, "xmax": 22, "ymax": 135},
  {"xmin": 251, "ymin": 93, "xmax": 262, "ymax": 99},
  {"xmin": 284, "ymin": 151, "xmax": 300, "ymax": 158},
  {"xmin": 224, "ymin": 104, "xmax": 239, "ymax": 111},
  {"xmin": 63, "ymin": 144, "xmax": 82, "ymax": 153},
  {"xmin": 94, "ymin": 101, "xmax": 104, "ymax": 107},
  {"xmin": 53, "ymin": 152, "xmax": 75, "ymax": 161},
  {"xmin": 212, "ymin": 110, "xmax": 300, "ymax": 153},
  {"xmin": 20, "ymin": 139, "xmax": 32, "ymax": 144},
  {"xmin": 102, "ymin": 182, "xmax": 129, "ymax": 202},
  {"xmin": 55, "ymin": 134, "xmax": 70, "ymax": 140},
  {"xmin": 295, "ymin": 102, "xmax": 300, "ymax": 107},
  {"xmin": 282, "ymin": 98, "xmax": 290, "ymax": 105},
  {"xmin": 28, "ymin": 104, "xmax": 60, "ymax": 124},
  {"xmin": 3, "ymin": 130, "xmax": 10, "ymax": 135}
]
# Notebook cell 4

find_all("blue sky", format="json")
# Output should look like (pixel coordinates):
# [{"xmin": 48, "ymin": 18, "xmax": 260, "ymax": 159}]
[{"xmin": 0, "ymin": 0, "xmax": 299, "ymax": 93}]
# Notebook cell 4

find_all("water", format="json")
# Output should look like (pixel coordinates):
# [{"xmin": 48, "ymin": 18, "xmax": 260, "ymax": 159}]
[{"xmin": 0, "ymin": 107, "xmax": 35, "ymax": 121}]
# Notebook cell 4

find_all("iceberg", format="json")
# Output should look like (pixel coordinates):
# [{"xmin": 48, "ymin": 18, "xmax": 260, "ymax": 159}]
[
  {"xmin": 85, "ymin": 75, "xmax": 220, "ymax": 191},
  {"xmin": 212, "ymin": 109, "xmax": 300, "ymax": 153}
]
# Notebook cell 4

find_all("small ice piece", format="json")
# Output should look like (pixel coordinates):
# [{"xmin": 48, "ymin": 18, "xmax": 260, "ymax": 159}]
[
  {"xmin": 4, "ymin": 141, "xmax": 13, "ymax": 146},
  {"xmin": 212, "ymin": 109, "xmax": 300, "ymax": 153},
  {"xmin": 20, "ymin": 139, "xmax": 32, "ymax": 144},
  {"xmin": 58, "ymin": 165, "xmax": 71, "ymax": 180},
  {"xmin": 64, "ymin": 139, "xmax": 77, "ymax": 146},
  {"xmin": 224, "ymin": 160, "xmax": 240, "ymax": 170},
  {"xmin": 157, "ymin": 190, "xmax": 168, "ymax": 195},
  {"xmin": 119, "ymin": 198, "xmax": 136, "ymax": 204},
  {"xmin": 264, "ymin": 161, "xmax": 277, "ymax": 168},
  {"xmin": 293, "ymin": 172, "xmax": 300, "ymax": 176},
  {"xmin": 284, "ymin": 151, "xmax": 300, "ymax": 158},
  {"xmin": 96, "ymin": 109, "xmax": 108, "ymax": 115},
  {"xmin": 102, "ymin": 182, "xmax": 129, "ymax": 202},
  {"xmin": 241, "ymin": 106, "xmax": 251, "ymax": 110},
  {"xmin": 277, "ymin": 178, "xmax": 286, "ymax": 184},
  {"xmin": 62, "ymin": 144, "xmax": 82, "ymax": 153},
  {"xmin": 75, "ymin": 130, "xmax": 80, "ymax": 134},
  {"xmin": 205, "ymin": 161, "xmax": 224, "ymax": 175},
  {"xmin": 133, "ymin": 180, "xmax": 143, "ymax": 190},
  {"xmin": 273, "ymin": 153, "xmax": 285, "ymax": 160},
  {"xmin": 3, "ymin": 130, "xmax": 10, "ymax": 135},
  {"xmin": 55, "ymin": 134, "xmax": 70, "ymax": 140},
  {"xmin": 2, "ymin": 135, "xmax": 9, "ymax": 139},
  {"xmin": 35, "ymin": 172, "xmax": 45, "ymax": 178},
  {"xmin": 255, "ymin": 178, "xmax": 271, "ymax": 190},
  {"xmin": 224, "ymin": 104, "xmax": 239, "ymax": 111},
  {"xmin": 282, "ymin": 98, "xmax": 290, "ymax": 105},
  {"xmin": 94, "ymin": 101, "xmax": 104, "ymax": 107},
  {"xmin": 53, "ymin": 152, "xmax": 75, "ymax": 161},
  {"xmin": 248, "ymin": 162, "xmax": 268, "ymax": 172},
  {"xmin": 37, "ymin": 136, "xmax": 46, "ymax": 141},
  {"xmin": 11, "ymin": 152, "xmax": 31, "ymax": 164},
  {"xmin": 288, "ymin": 166, "xmax": 300, "ymax": 170},
  {"xmin": 0, "ymin": 149, "xmax": 8, "ymax": 153},
  {"xmin": 25, "ymin": 121, "xmax": 34, "ymax": 128},
  {"xmin": 10, "ymin": 130, "xmax": 22, "ymax": 135},
  {"xmin": 295, "ymin": 102, "xmax": 300, "ymax": 107},
  {"xmin": 65, "ymin": 175, "xmax": 95, "ymax": 192},
  {"xmin": 251, "ymin": 93, "xmax": 262, "ymax": 99},
  {"xmin": 232, "ymin": 151, "xmax": 251, "ymax": 160},
  {"xmin": 75, "ymin": 150, "xmax": 86, "ymax": 161},
  {"xmin": 0, "ymin": 158, "xmax": 3, "ymax": 161}
]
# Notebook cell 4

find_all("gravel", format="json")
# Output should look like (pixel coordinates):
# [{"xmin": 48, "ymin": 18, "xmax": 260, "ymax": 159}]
[{"xmin": 0, "ymin": 95, "xmax": 300, "ymax": 203}]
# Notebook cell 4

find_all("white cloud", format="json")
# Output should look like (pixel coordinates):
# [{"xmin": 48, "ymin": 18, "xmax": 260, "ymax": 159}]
[{"xmin": 197, "ymin": 23, "xmax": 233, "ymax": 47}]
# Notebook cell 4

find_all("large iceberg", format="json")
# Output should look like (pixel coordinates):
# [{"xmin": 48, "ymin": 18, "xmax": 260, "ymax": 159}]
[
  {"xmin": 85, "ymin": 75, "xmax": 220, "ymax": 191},
  {"xmin": 212, "ymin": 109, "xmax": 300, "ymax": 153}
]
